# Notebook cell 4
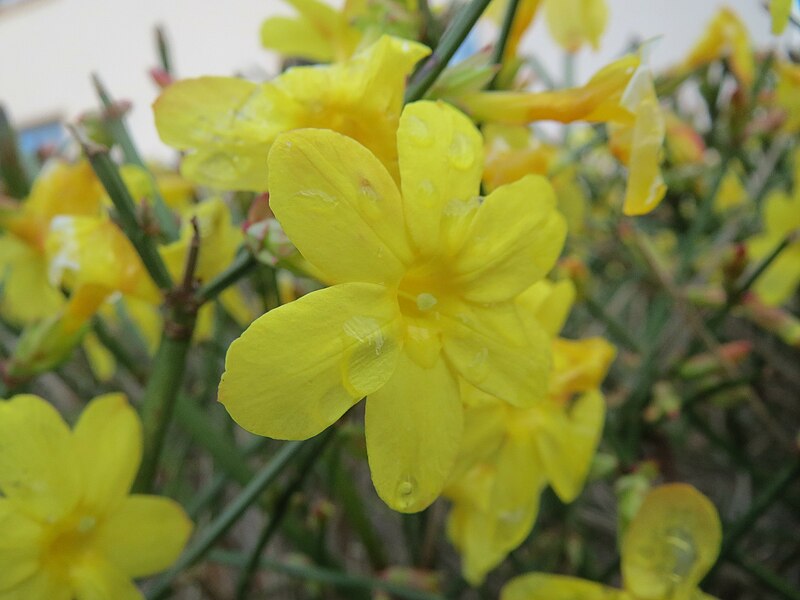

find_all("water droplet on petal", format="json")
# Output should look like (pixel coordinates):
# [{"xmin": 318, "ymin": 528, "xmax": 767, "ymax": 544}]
[
  {"xmin": 406, "ymin": 116, "xmax": 434, "ymax": 146},
  {"xmin": 415, "ymin": 292, "xmax": 438, "ymax": 312},
  {"xmin": 448, "ymin": 132, "xmax": 475, "ymax": 170},
  {"xmin": 297, "ymin": 189, "xmax": 338, "ymax": 205},
  {"xmin": 395, "ymin": 475, "xmax": 418, "ymax": 510},
  {"xmin": 341, "ymin": 316, "xmax": 395, "ymax": 397}
]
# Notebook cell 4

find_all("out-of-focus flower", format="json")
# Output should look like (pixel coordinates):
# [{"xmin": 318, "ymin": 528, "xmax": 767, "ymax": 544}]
[
  {"xmin": 444, "ymin": 280, "xmax": 615, "ymax": 584},
  {"xmin": 482, "ymin": 124, "xmax": 556, "ymax": 192},
  {"xmin": 260, "ymin": 0, "xmax": 362, "ymax": 63},
  {"xmin": 154, "ymin": 35, "xmax": 429, "ymax": 191},
  {"xmin": 458, "ymin": 54, "xmax": 639, "ymax": 125},
  {"xmin": 713, "ymin": 161, "xmax": 747, "ymax": 213},
  {"xmin": 608, "ymin": 61, "xmax": 667, "ymax": 216},
  {"xmin": 776, "ymin": 60, "xmax": 800, "ymax": 132},
  {"xmin": 745, "ymin": 182, "xmax": 800, "ymax": 306},
  {"xmin": 543, "ymin": 0, "xmax": 608, "ymax": 52},
  {"xmin": 0, "ymin": 393, "xmax": 192, "ymax": 598},
  {"xmin": 664, "ymin": 112, "xmax": 706, "ymax": 166},
  {"xmin": 0, "ymin": 161, "xmax": 103, "ymax": 325},
  {"xmin": 500, "ymin": 484, "xmax": 722, "ymax": 600},
  {"xmin": 680, "ymin": 8, "xmax": 754, "ymax": 88},
  {"xmin": 770, "ymin": 0, "xmax": 793, "ymax": 34},
  {"xmin": 219, "ymin": 101, "xmax": 567, "ymax": 513}
]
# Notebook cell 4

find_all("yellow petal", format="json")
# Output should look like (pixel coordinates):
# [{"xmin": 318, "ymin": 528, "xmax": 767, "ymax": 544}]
[
  {"xmin": 397, "ymin": 101, "xmax": 484, "ymax": 256},
  {"xmin": 72, "ymin": 394, "xmax": 142, "ymax": 515},
  {"xmin": 550, "ymin": 337, "xmax": 617, "ymax": 398},
  {"xmin": 0, "ymin": 395, "xmax": 80, "ymax": 522},
  {"xmin": 771, "ymin": 0, "xmax": 792, "ymax": 33},
  {"xmin": 0, "ymin": 235, "xmax": 64, "ymax": 325},
  {"xmin": 268, "ymin": 129, "xmax": 412, "ymax": 286},
  {"xmin": 682, "ymin": 8, "xmax": 754, "ymax": 88},
  {"xmin": 544, "ymin": 0, "xmax": 608, "ymax": 52},
  {"xmin": 516, "ymin": 279, "xmax": 577, "ymax": 338},
  {"xmin": 501, "ymin": 573, "xmax": 628, "ymax": 600},
  {"xmin": 365, "ymin": 352, "xmax": 462, "ymax": 512},
  {"xmin": 535, "ymin": 390, "xmax": 606, "ymax": 502},
  {"xmin": 0, "ymin": 571, "xmax": 69, "ymax": 600},
  {"xmin": 453, "ymin": 175, "xmax": 567, "ymax": 304},
  {"xmin": 220, "ymin": 283, "xmax": 402, "ymax": 439},
  {"xmin": 95, "ymin": 495, "xmax": 192, "ymax": 578},
  {"xmin": 0, "ymin": 499, "xmax": 43, "ymax": 591},
  {"xmin": 450, "ymin": 397, "xmax": 507, "ymax": 481},
  {"xmin": 70, "ymin": 557, "xmax": 142, "ymax": 600},
  {"xmin": 24, "ymin": 160, "xmax": 104, "ymax": 220},
  {"xmin": 443, "ymin": 301, "xmax": 551, "ymax": 407},
  {"xmin": 154, "ymin": 77, "xmax": 284, "ymax": 191},
  {"xmin": 621, "ymin": 484, "xmax": 722, "ymax": 600},
  {"xmin": 776, "ymin": 61, "xmax": 800, "ymax": 132},
  {"xmin": 751, "ymin": 245, "xmax": 800, "ymax": 307},
  {"xmin": 460, "ymin": 55, "xmax": 639, "ymax": 126}
]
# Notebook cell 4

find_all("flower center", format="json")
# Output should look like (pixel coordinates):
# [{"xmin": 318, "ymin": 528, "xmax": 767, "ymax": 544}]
[{"xmin": 42, "ymin": 512, "xmax": 99, "ymax": 575}]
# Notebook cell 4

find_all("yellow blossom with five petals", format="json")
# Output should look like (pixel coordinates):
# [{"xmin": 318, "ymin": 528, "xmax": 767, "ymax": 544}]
[
  {"xmin": 219, "ymin": 100, "xmax": 567, "ymax": 513},
  {"xmin": 0, "ymin": 393, "xmax": 192, "ymax": 598},
  {"xmin": 154, "ymin": 35, "xmax": 430, "ymax": 191}
]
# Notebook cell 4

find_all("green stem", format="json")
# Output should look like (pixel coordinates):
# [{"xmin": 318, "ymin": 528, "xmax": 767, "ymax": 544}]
[
  {"xmin": 0, "ymin": 105, "xmax": 31, "ymax": 198},
  {"xmin": 196, "ymin": 251, "xmax": 258, "ymax": 305},
  {"xmin": 155, "ymin": 25, "xmax": 173, "ymax": 76},
  {"xmin": 93, "ymin": 316, "xmax": 148, "ymax": 382},
  {"xmin": 133, "ymin": 315, "xmax": 195, "ymax": 493},
  {"xmin": 91, "ymin": 74, "xmax": 179, "ymax": 241},
  {"xmin": 404, "ymin": 0, "xmax": 492, "ymax": 103},
  {"xmin": 583, "ymin": 294, "xmax": 643, "ymax": 354},
  {"xmin": 731, "ymin": 551, "xmax": 800, "ymax": 600},
  {"xmin": 418, "ymin": 0, "xmax": 443, "ymax": 46},
  {"xmin": 147, "ymin": 440, "xmax": 310, "ymax": 600},
  {"xmin": 210, "ymin": 549, "xmax": 446, "ymax": 600},
  {"xmin": 235, "ymin": 431, "xmax": 333, "ymax": 599},
  {"xmin": 70, "ymin": 126, "xmax": 173, "ymax": 290},
  {"xmin": 731, "ymin": 232, "xmax": 796, "ymax": 304},
  {"xmin": 490, "ymin": 0, "xmax": 521, "ymax": 67}
]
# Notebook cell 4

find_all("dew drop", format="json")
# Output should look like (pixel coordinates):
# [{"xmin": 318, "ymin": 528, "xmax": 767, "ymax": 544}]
[
  {"xmin": 448, "ymin": 132, "xmax": 475, "ymax": 170},
  {"xmin": 78, "ymin": 516, "xmax": 97, "ymax": 533},
  {"xmin": 360, "ymin": 179, "xmax": 380, "ymax": 202},
  {"xmin": 395, "ymin": 475, "xmax": 418, "ymax": 510},
  {"xmin": 297, "ymin": 189, "xmax": 338, "ymax": 205},
  {"xmin": 415, "ymin": 293, "xmax": 438, "ymax": 312},
  {"xmin": 405, "ymin": 116, "xmax": 434, "ymax": 146}
]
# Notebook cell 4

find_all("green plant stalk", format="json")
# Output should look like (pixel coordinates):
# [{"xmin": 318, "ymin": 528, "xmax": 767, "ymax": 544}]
[
  {"xmin": 155, "ymin": 25, "xmax": 172, "ymax": 75},
  {"xmin": 418, "ymin": 0, "xmax": 443, "ymax": 46},
  {"xmin": 93, "ymin": 317, "xmax": 148, "ymax": 382},
  {"xmin": 211, "ymin": 550, "xmax": 446, "ymax": 600},
  {"xmin": 175, "ymin": 395, "xmax": 254, "ymax": 486},
  {"xmin": 583, "ymin": 294, "xmax": 643, "ymax": 354},
  {"xmin": 133, "ymin": 310, "xmax": 196, "ymax": 493},
  {"xmin": 235, "ymin": 430, "xmax": 334, "ymax": 599},
  {"xmin": 405, "ymin": 0, "xmax": 493, "ymax": 103},
  {"xmin": 730, "ymin": 233, "xmax": 796, "ymax": 305},
  {"xmin": 0, "ymin": 105, "xmax": 31, "ymax": 198},
  {"xmin": 71, "ymin": 127, "xmax": 173, "ymax": 290},
  {"xmin": 147, "ymin": 439, "xmax": 309, "ymax": 600},
  {"xmin": 490, "ymin": 0, "xmax": 521, "ymax": 68},
  {"xmin": 731, "ymin": 551, "xmax": 800, "ymax": 600},
  {"xmin": 91, "ymin": 74, "xmax": 179, "ymax": 241},
  {"xmin": 196, "ymin": 250, "xmax": 258, "ymax": 305}
]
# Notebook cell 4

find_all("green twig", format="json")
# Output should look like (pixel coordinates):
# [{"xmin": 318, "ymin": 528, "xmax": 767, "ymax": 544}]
[
  {"xmin": 196, "ymin": 250, "xmax": 258, "ymax": 305},
  {"xmin": 69, "ymin": 125, "xmax": 173, "ymax": 290},
  {"xmin": 490, "ymin": 0, "xmax": 521, "ymax": 67},
  {"xmin": 155, "ymin": 25, "xmax": 173, "ymax": 76},
  {"xmin": 146, "ymin": 440, "xmax": 311, "ymax": 600},
  {"xmin": 211, "ymin": 549, "xmax": 446, "ymax": 600},
  {"xmin": 731, "ymin": 551, "xmax": 800, "ymax": 600},
  {"xmin": 731, "ymin": 232, "xmax": 797, "ymax": 304},
  {"xmin": 235, "ymin": 431, "xmax": 333, "ymax": 599},
  {"xmin": 93, "ymin": 316, "xmax": 148, "ymax": 382},
  {"xmin": 0, "ymin": 105, "xmax": 32, "ymax": 198},
  {"xmin": 90, "ymin": 74, "xmax": 179, "ymax": 241},
  {"xmin": 405, "ymin": 0, "xmax": 492, "ymax": 103},
  {"xmin": 583, "ymin": 294, "xmax": 643, "ymax": 354}
]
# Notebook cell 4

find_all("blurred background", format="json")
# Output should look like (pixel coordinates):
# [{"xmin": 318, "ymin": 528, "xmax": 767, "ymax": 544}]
[{"xmin": 0, "ymin": 0, "xmax": 795, "ymax": 161}]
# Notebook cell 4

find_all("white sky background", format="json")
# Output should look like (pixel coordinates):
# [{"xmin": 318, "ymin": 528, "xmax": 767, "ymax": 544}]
[{"xmin": 0, "ymin": 0, "xmax": 796, "ymax": 160}]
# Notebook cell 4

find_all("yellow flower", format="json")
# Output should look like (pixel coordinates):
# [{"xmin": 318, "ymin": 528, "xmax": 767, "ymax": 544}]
[
  {"xmin": 501, "ymin": 484, "xmax": 722, "ymax": 600},
  {"xmin": 664, "ymin": 112, "xmax": 706, "ymax": 166},
  {"xmin": 458, "ymin": 54, "xmax": 639, "ymax": 126},
  {"xmin": 154, "ymin": 35, "xmax": 429, "ymax": 191},
  {"xmin": 745, "ymin": 185, "xmax": 800, "ymax": 306},
  {"xmin": 776, "ymin": 60, "xmax": 800, "ymax": 133},
  {"xmin": 219, "ymin": 100, "xmax": 567, "ymax": 513},
  {"xmin": 713, "ymin": 161, "xmax": 746, "ymax": 213},
  {"xmin": 260, "ymin": 0, "xmax": 362, "ymax": 63},
  {"xmin": 770, "ymin": 0, "xmax": 792, "ymax": 34},
  {"xmin": 445, "ymin": 280, "xmax": 615, "ymax": 584},
  {"xmin": 0, "ymin": 393, "xmax": 192, "ymax": 598},
  {"xmin": 681, "ymin": 8, "xmax": 754, "ymax": 88},
  {"xmin": 608, "ymin": 61, "xmax": 667, "ymax": 216},
  {"xmin": 543, "ymin": 0, "xmax": 608, "ymax": 52},
  {"xmin": 0, "ymin": 160, "xmax": 104, "ymax": 325},
  {"xmin": 482, "ymin": 124, "xmax": 557, "ymax": 193}
]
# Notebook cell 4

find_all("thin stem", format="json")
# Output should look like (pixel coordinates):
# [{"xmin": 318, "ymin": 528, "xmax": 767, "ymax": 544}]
[
  {"xmin": 92, "ymin": 316, "xmax": 148, "ymax": 382},
  {"xmin": 234, "ymin": 431, "xmax": 333, "ymax": 599},
  {"xmin": 491, "ymin": 0, "xmax": 522, "ymax": 67},
  {"xmin": 731, "ymin": 551, "xmax": 800, "ymax": 600},
  {"xmin": 405, "ymin": 0, "xmax": 493, "ymax": 103},
  {"xmin": 91, "ymin": 74, "xmax": 179, "ymax": 241},
  {"xmin": 210, "ymin": 549, "xmax": 446, "ymax": 600},
  {"xmin": 69, "ymin": 125, "xmax": 173, "ymax": 290},
  {"xmin": 583, "ymin": 294, "xmax": 643, "ymax": 354},
  {"xmin": 196, "ymin": 250, "xmax": 258, "ymax": 305},
  {"xmin": 147, "ymin": 440, "xmax": 310, "ymax": 600},
  {"xmin": 731, "ymin": 232, "xmax": 797, "ymax": 304},
  {"xmin": 155, "ymin": 25, "xmax": 173, "ymax": 75},
  {"xmin": 0, "ymin": 104, "xmax": 31, "ymax": 198}
]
